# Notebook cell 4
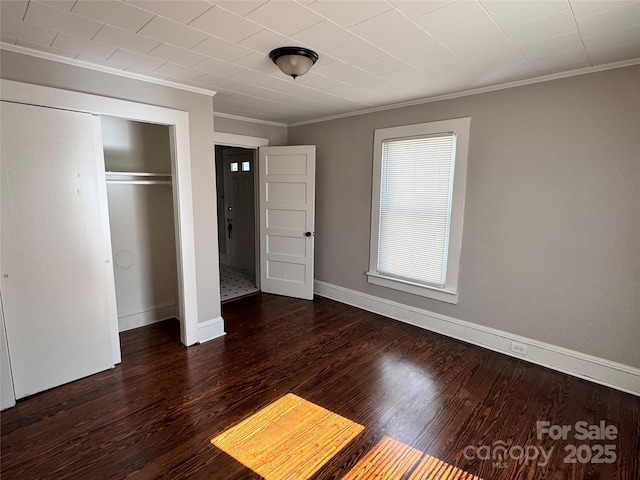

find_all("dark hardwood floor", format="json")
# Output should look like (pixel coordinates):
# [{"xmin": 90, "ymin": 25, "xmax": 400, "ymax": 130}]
[{"xmin": 1, "ymin": 294, "xmax": 638, "ymax": 479}]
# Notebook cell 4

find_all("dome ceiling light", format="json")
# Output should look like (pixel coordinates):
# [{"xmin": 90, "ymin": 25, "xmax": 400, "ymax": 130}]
[{"xmin": 269, "ymin": 47, "xmax": 319, "ymax": 79}]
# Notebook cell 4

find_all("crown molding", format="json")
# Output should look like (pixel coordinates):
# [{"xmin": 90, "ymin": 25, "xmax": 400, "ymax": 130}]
[
  {"xmin": 0, "ymin": 42, "xmax": 216, "ymax": 97},
  {"xmin": 214, "ymin": 112, "xmax": 287, "ymax": 128},
  {"xmin": 288, "ymin": 58, "xmax": 640, "ymax": 128},
  {"xmin": 3, "ymin": 41, "xmax": 637, "ymax": 128}
]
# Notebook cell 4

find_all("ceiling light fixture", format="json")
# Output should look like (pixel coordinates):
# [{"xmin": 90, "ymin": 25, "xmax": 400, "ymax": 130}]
[{"xmin": 269, "ymin": 47, "xmax": 319, "ymax": 79}]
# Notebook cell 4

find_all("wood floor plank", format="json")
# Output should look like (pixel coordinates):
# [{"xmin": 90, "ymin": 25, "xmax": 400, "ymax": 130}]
[
  {"xmin": 1, "ymin": 294, "xmax": 638, "ymax": 479},
  {"xmin": 340, "ymin": 436, "xmax": 422, "ymax": 479}
]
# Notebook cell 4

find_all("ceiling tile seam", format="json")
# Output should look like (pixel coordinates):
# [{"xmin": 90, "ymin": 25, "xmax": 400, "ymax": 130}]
[
  {"xmin": 187, "ymin": 31, "xmax": 216, "ymax": 56},
  {"xmin": 517, "ymin": 31, "xmax": 592, "ymax": 68},
  {"xmin": 220, "ymin": 77, "xmax": 354, "ymax": 112},
  {"xmin": 279, "ymin": 12, "xmax": 325, "ymax": 38},
  {"xmin": 316, "ymin": 74, "xmax": 389, "ymax": 95},
  {"xmin": 192, "ymin": 9, "xmax": 269, "ymax": 46},
  {"xmin": 143, "ymin": 29, "xmax": 215, "ymax": 61},
  {"xmin": 185, "ymin": 5, "xmax": 264, "ymax": 45},
  {"xmin": 21, "ymin": 0, "xmax": 31, "ymax": 22},
  {"xmin": 259, "ymin": 68, "xmax": 385, "ymax": 102},
  {"xmin": 167, "ymin": 2, "xmax": 215, "ymax": 26},
  {"xmin": 15, "ymin": 2, "xmax": 57, "ymax": 49},
  {"xmin": 304, "ymin": 6, "xmax": 425, "ymax": 73},
  {"xmin": 474, "ymin": 0, "xmax": 543, "ymax": 76},
  {"xmin": 193, "ymin": 61, "xmax": 250, "ymax": 80},
  {"xmin": 213, "ymin": 97, "xmax": 306, "ymax": 116},
  {"xmin": 404, "ymin": 0, "xmax": 456, "ymax": 18},
  {"xmin": 304, "ymin": 55, "xmax": 405, "ymax": 92},
  {"xmin": 567, "ymin": 1, "xmax": 594, "ymax": 67},
  {"xmin": 48, "ymin": 31, "xmax": 59, "ymax": 49},
  {"xmin": 480, "ymin": 0, "xmax": 574, "ymax": 29},
  {"xmin": 223, "ymin": 91, "xmax": 352, "ymax": 116},
  {"xmin": 90, "ymin": 23, "xmax": 106, "ymax": 42},
  {"xmin": 214, "ymin": 81, "xmax": 331, "ymax": 111},
  {"xmin": 263, "ymin": 73, "xmax": 391, "ymax": 108},
  {"xmin": 102, "ymin": 47, "xmax": 169, "ymax": 73},
  {"xmin": 186, "ymin": 34, "xmax": 255, "ymax": 67},
  {"xmin": 383, "ymin": 2, "xmax": 476, "ymax": 69},
  {"xmin": 131, "ymin": 14, "xmax": 216, "ymax": 54},
  {"xmin": 134, "ymin": 12, "xmax": 157, "ymax": 36},
  {"xmin": 213, "ymin": 1, "xmax": 265, "ymax": 19},
  {"xmin": 78, "ymin": 21, "xmax": 160, "ymax": 58},
  {"xmin": 29, "ymin": 1, "xmax": 106, "ymax": 40},
  {"xmin": 341, "ymin": 0, "xmax": 396, "ymax": 29}
]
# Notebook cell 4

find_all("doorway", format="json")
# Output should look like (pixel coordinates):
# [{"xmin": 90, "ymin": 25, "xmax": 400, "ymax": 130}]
[
  {"xmin": 212, "ymin": 133, "xmax": 317, "ymax": 302},
  {"xmin": 101, "ymin": 116, "xmax": 181, "ymax": 341},
  {"xmin": 216, "ymin": 145, "xmax": 259, "ymax": 301}
]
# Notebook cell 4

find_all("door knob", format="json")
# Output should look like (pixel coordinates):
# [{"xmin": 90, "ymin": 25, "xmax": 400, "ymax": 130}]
[{"xmin": 304, "ymin": 231, "xmax": 312, "ymax": 237}]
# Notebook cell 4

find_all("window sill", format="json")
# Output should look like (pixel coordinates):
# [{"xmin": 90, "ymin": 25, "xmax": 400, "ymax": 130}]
[{"xmin": 366, "ymin": 272, "xmax": 459, "ymax": 305}]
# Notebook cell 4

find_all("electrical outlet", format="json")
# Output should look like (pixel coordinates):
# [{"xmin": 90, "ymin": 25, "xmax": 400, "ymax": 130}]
[{"xmin": 510, "ymin": 342, "xmax": 528, "ymax": 356}]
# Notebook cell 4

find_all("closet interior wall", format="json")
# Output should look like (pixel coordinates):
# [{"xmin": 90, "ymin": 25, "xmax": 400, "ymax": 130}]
[{"xmin": 101, "ymin": 116, "xmax": 178, "ymax": 332}]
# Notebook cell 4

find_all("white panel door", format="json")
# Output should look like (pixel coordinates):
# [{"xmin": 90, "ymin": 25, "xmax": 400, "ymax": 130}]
[
  {"xmin": 259, "ymin": 146, "xmax": 315, "ymax": 300},
  {"xmin": 1, "ymin": 101, "xmax": 115, "ymax": 399}
]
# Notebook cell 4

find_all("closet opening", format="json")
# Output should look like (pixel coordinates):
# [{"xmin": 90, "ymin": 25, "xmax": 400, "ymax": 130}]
[
  {"xmin": 101, "ymin": 116, "xmax": 181, "ymax": 342},
  {"xmin": 215, "ymin": 145, "xmax": 259, "ymax": 302}
]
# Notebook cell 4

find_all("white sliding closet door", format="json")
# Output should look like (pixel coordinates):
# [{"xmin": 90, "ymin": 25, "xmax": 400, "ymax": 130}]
[{"xmin": 1, "ymin": 101, "xmax": 115, "ymax": 399}]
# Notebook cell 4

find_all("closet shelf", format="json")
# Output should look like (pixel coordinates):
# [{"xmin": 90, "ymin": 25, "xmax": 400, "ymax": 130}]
[{"xmin": 105, "ymin": 171, "xmax": 172, "ymax": 186}]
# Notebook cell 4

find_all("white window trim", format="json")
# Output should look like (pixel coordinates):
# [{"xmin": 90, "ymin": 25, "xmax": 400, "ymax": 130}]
[{"xmin": 367, "ymin": 117, "xmax": 471, "ymax": 304}]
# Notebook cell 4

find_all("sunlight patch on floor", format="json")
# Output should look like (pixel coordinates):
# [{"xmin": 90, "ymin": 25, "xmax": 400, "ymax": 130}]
[
  {"xmin": 341, "ymin": 436, "xmax": 422, "ymax": 479},
  {"xmin": 211, "ymin": 392, "xmax": 483, "ymax": 480},
  {"xmin": 407, "ymin": 453, "xmax": 483, "ymax": 480},
  {"xmin": 211, "ymin": 393, "xmax": 364, "ymax": 479},
  {"xmin": 342, "ymin": 437, "xmax": 484, "ymax": 480}
]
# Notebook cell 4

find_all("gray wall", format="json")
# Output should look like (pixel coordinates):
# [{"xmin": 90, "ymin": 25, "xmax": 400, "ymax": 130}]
[
  {"xmin": 289, "ymin": 65, "xmax": 640, "ymax": 368},
  {"xmin": 214, "ymin": 114, "xmax": 287, "ymax": 145},
  {"xmin": 1, "ymin": 50, "xmax": 221, "ymax": 326}
]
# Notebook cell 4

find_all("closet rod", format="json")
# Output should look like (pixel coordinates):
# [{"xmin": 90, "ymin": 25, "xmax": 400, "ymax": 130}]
[
  {"xmin": 106, "ymin": 180, "xmax": 172, "ymax": 185},
  {"xmin": 106, "ymin": 171, "xmax": 171, "ymax": 177}
]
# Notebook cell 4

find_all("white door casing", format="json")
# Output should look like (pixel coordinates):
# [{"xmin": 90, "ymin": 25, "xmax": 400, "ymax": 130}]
[
  {"xmin": 1, "ymin": 79, "xmax": 201, "ymax": 348},
  {"xmin": 1, "ymin": 101, "xmax": 115, "ymax": 399},
  {"xmin": 0, "ymin": 294, "xmax": 15, "ymax": 410},
  {"xmin": 259, "ymin": 146, "xmax": 316, "ymax": 300}
]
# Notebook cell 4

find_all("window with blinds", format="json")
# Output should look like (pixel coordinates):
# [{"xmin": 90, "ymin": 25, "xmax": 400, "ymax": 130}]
[
  {"xmin": 378, "ymin": 133, "xmax": 456, "ymax": 287},
  {"xmin": 368, "ymin": 117, "xmax": 470, "ymax": 304}
]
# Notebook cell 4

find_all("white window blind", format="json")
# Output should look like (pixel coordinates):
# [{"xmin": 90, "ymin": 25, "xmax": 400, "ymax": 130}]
[{"xmin": 378, "ymin": 133, "xmax": 456, "ymax": 288}]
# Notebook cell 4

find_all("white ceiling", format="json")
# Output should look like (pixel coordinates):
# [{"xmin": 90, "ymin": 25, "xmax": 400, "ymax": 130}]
[{"xmin": 1, "ymin": 0, "xmax": 639, "ymax": 125}]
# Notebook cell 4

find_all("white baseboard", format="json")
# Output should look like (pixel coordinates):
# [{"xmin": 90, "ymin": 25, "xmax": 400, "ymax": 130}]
[
  {"xmin": 118, "ymin": 303, "xmax": 178, "ymax": 332},
  {"xmin": 198, "ymin": 316, "xmax": 226, "ymax": 343},
  {"xmin": 314, "ymin": 280, "xmax": 640, "ymax": 396}
]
